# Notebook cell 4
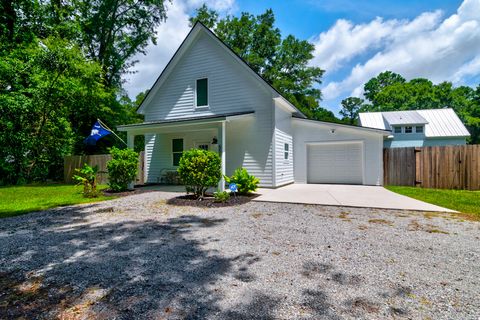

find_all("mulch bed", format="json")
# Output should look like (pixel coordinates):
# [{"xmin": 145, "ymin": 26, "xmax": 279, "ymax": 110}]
[{"xmin": 167, "ymin": 193, "xmax": 258, "ymax": 208}]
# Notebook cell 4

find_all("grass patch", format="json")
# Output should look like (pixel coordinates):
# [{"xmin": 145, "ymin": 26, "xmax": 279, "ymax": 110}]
[
  {"xmin": 386, "ymin": 186, "xmax": 480, "ymax": 220},
  {"xmin": 0, "ymin": 184, "xmax": 115, "ymax": 218},
  {"xmin": 338, "ymin": 211, "xmax": 352, "ymax": 221},
  {"xmin": 368, "ymin": 218, "xmax": 393, "ymax": 226}
]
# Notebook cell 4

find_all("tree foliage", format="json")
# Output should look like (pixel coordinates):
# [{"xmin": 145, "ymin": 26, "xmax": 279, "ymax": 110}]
[
  {"xmin": 190, "ymin": 6, "xmax": 333, "ymax": 121},
  {"xmin": 340, "ymin": 97, "xmax": 365, "ymax": 125},
  {"xmin": 76, "ymin": 0, "xmax": 167, "ymax": 87},
  {"xmin": 361, "ymin": 71, "xmax": 480, "ymax": 143},
  {"xmin": 0, "ymin": 0, "xmax": 166, "ymax": 184},
  {"xmin": 0, "ymin": 37, "xmax": 111, "ymax": 184}
]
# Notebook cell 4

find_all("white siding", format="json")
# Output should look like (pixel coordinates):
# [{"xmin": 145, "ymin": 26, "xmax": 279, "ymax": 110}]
[
  {"xmin": 143, "ymin": 32, "xmax": 271, "ymax": 122},
  {"xmin": 144, "ymin": 130, "xmax": 217, "ymax": 183},
  {"xmin": 226, "ymin": 118, "xmax": 274, "ymax": 187},
  {"xmin": 274, "ymin": 103, "xmax": 294, "ymax": 186},
  {"xmin": 293, "ymin": 120, "xmax": 384, "ymax": 186},
  {"xmin": 141, "ymin": 31, "xmax": 275, "ymax": 186}
]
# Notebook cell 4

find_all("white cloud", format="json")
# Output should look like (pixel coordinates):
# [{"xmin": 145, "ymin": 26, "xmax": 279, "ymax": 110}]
[
  {"xmin": 123, "ymin": 0, "xmax": 235, "ymax": 98},
  {"xmin": 316, "ymin": 0, "xmax": 480, "ymax": 103},
  {"xmin": 184, "ymin": 0, "xmax": 236, "ymax": 12}
]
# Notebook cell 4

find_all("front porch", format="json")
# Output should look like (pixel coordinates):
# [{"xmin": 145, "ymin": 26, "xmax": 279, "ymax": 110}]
[{"xmin": 118, "ymin": 112, "xmax": 255, "ymax": 191}]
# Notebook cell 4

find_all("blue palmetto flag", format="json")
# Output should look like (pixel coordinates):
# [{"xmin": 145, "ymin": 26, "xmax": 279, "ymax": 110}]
[{"xmin": 84, "ymin": 121, "xmax": 112, "ymax": 145}]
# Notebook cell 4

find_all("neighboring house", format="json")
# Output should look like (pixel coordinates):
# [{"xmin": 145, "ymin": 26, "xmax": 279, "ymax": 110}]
[
  {"xmin": 118, "ymin": 22, "xmax": 390, "ymax": 189},
  {"xmin": 359, "ymin": 109, "xmax": 470, "ymax": 148}
]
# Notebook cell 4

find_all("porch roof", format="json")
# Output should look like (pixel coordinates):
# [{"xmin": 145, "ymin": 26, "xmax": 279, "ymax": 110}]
[{"xmin": 117, "ymin": 111, "xmax": 254, "ymax": 132}]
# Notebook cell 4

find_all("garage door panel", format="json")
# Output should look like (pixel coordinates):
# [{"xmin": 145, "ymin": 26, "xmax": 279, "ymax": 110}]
[{"xmin": 307, "ymin": 143, "xmax": 363, "ymax": 184}]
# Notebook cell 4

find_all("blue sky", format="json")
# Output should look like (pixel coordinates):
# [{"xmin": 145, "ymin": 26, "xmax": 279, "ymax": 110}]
[
  {"xmin": 235, "ymin": 0, "xmax": 460, "ymax": 38},
  {"xmin": 124, "ymin": 0, "xmax": 480, "ymax": 115}
]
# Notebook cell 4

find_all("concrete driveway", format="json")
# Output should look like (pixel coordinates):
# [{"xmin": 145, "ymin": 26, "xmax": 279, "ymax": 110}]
[{"xmin": 254, "ymin": 184, "xmax": 455, "ymax": 212}]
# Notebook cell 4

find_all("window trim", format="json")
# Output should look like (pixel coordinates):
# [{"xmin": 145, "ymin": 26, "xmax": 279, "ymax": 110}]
[
  {"xmin": 194, "ymin": 140, "xmax": 210, "ymax": 151},
  {"xmin": 195, "ymin": 77, "xmax": 209, "ymax": 109},
  {"xmin": 393, "ymin": 126, "xmax": 402, "ymax": 134},
  {"xmin": 172, "ymin": 138, "xmax": 184, "ymax": 167}
]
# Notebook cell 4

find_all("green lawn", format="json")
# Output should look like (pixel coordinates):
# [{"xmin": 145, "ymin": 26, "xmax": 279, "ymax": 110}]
[
  {"xmin": 386, "ymin": 186, "xmax": 480, "ymax": 219},
  {"xmin": 0, "ymin": 184, "xmax": 115, "ymax": 218}
]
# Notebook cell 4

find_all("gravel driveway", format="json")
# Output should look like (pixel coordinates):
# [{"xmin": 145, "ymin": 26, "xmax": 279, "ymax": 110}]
[{"xmin": 1, "ymin": 191, "xmax": 479, "ymax": 319}]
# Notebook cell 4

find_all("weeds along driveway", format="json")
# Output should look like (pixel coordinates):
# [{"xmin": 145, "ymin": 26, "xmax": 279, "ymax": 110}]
[{"xmin": 0, "ymin": 191, "xmax": 479, "ymax": 319}]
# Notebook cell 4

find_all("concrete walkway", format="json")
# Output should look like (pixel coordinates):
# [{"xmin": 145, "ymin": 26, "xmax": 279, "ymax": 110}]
[{"xmin": 254, "ymin": 184, "xmax": 455, "ymax": 212}]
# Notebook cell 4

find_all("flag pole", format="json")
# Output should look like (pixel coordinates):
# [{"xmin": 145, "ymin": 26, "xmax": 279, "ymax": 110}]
[{"xmin": 97, "ymin": 118, "xmax": 128, "ymax": 146}]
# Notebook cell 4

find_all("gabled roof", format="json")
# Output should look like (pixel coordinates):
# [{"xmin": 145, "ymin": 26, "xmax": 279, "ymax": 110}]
[
  {"xmin": 359, "ymin": 108, "xmax": 470, "ymax": 138},
  {"xmin": 136, "ymin": 21, "xmax": 306, "ymax": 118}
]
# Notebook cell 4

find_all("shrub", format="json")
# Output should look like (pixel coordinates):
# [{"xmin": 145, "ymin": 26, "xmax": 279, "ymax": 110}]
[
  {"xmin": 107, "ymin": 147, "xmax": 139, "ymax": 192},
  {"xmin": 214, "ymin": 190, "xmax": 230, "ymax": 203},
  {"xmin": 177, "ymin": 149, "xmax": 221, "ymax": 198},
  {"xmin": 225, "ymin": 167, "xmax": 259, "ymax": 195},
  {"xmin": 73, "ymin": 164, "xmax": 99, "ymax": 198}
]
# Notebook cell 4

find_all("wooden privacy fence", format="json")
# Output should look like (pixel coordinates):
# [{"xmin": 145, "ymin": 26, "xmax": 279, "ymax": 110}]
[
  {"xmin": 64, "ymin": 152, "xmax": 144, "ymax": 185},
  {"xmin": 384, "ymin": 145, "xmax": 480, "ymax": 190}
]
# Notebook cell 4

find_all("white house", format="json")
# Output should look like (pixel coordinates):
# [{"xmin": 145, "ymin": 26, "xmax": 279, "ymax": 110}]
[
  {"xmin": 118, "ymin": 22, "xmax": 390, "ymax": 190},
  {"xmin": 359, "ymin": 109, "xmax": 470, "ymax": 148}
]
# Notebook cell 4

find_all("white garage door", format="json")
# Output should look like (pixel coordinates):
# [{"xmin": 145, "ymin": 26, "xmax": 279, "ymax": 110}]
[{"xmin": 307, "ymin": 142, "xmax": 363, "ymax": 184}]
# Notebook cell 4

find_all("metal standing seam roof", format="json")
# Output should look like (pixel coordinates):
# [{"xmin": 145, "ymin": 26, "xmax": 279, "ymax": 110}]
[
  {"xmin": 381, "ymin": 111, "xmax": 428, "ymax": 125},
  {"xmin": 359, "ymin": 108, "xmax": 470, "ymax": 138},
  {"xmin": 417, "ymin": 109, "xmax": 470, "ymax": 137}
]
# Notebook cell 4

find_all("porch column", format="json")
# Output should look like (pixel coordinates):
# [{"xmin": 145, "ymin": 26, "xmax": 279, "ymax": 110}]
[
  {"xmin": 218, "ymin": 121, "xmax": 226, "ymax": 191},
  {"xmin": 127, "ymin": 132, "xmax": 135, "ymax": 190}
]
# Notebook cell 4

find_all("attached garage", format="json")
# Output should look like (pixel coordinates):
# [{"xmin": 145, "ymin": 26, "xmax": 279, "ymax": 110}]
[
  {"xmin": 292, "ymin": 117, "xmax": 389, "ymax": 186},
  {"xmin": 307, "ymin": 141, "xmax": 363, "ymax": 184}
]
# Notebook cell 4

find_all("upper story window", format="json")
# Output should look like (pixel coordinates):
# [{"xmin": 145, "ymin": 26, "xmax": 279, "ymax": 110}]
[
  {"xmin": 404, "ymin": 126, "xmax": 413, "ymax": 133},
  {"xmin": 415, "ymin": 126, "xmax": 424, "ymax": 133},
  {"xmin": 393, "ymin": 126, "xmax": 402, "ymax": 134},
  {"xmin": 196, "ymin": 78, "xmax": 208, "ymax": 108}
]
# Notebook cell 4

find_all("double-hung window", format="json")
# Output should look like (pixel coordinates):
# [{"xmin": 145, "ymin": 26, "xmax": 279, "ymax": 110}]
[
  {"xmin": 405, "ymin": 126, "xmax": 413, "ymax": 133},
  {"xmin": 172, "ymin": 138, "xmax": 183, "ymax": 166},
  {"xmin": 415, "ymin": 126, "xmax": 424, "ymax": 133},
  {"xmin": 393, "ymin": 126, "xmax": 402, "ymax": 133},
  {"xmin": 284, "ymin": 143, "xmax": 289, "ymax": 160},
  {"xmin": 196, "ymin": 78, "xmax": 208, "ymax": 108}
]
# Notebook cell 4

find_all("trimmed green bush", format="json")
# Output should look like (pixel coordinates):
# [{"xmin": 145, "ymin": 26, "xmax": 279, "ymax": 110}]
[
  {"xmin": 177, "ymin": 149, "xmax": 221, "ymax": 198},
  {"xmin": 214, "ymin": 190, "xmax": 230, "ymax": 203},
  {"xmin": 73, "ymin": 164, "xmax": 99, "ymax": 198},
  {"xmin": 107, "ymin": 147, "xmax": 138, "ymax": 192},
  {"xmin": 225, "ymin": 167, "xmax": 259, "ymax": 195}
]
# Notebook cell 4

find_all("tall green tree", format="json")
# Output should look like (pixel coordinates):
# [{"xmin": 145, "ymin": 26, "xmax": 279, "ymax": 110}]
[
  {"xmin": 0, "ymin": 0, "xmax": 170, "ymax": 184},
  {"xmin": 340, "ymin": 97, "xmax": 365, "ymax": 124},
  {"xmin": 363, "ymin": 71, "xmax": 405, "ymax": 105},
  {"xmin": 0, "ymin": 37, "xmax": 111, "ymax": 184},
  {"xmin": 190, "ymin": 6, "xmax": 331, "ymax": 121},
  {"xmin": 76, "ymin": 0, "xmax": 168, "ymax": 87}
]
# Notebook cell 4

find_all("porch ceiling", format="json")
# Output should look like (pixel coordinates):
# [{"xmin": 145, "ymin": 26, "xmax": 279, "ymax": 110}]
[{"xmin": 117, "ymin": 111, "xmax": 254, "ymax": 134}]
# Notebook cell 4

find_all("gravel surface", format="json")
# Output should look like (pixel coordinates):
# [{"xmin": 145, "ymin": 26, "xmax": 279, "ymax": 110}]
[{"xmin": 0, "ymin": 191, "xmax": 479, "ymax": 319}]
